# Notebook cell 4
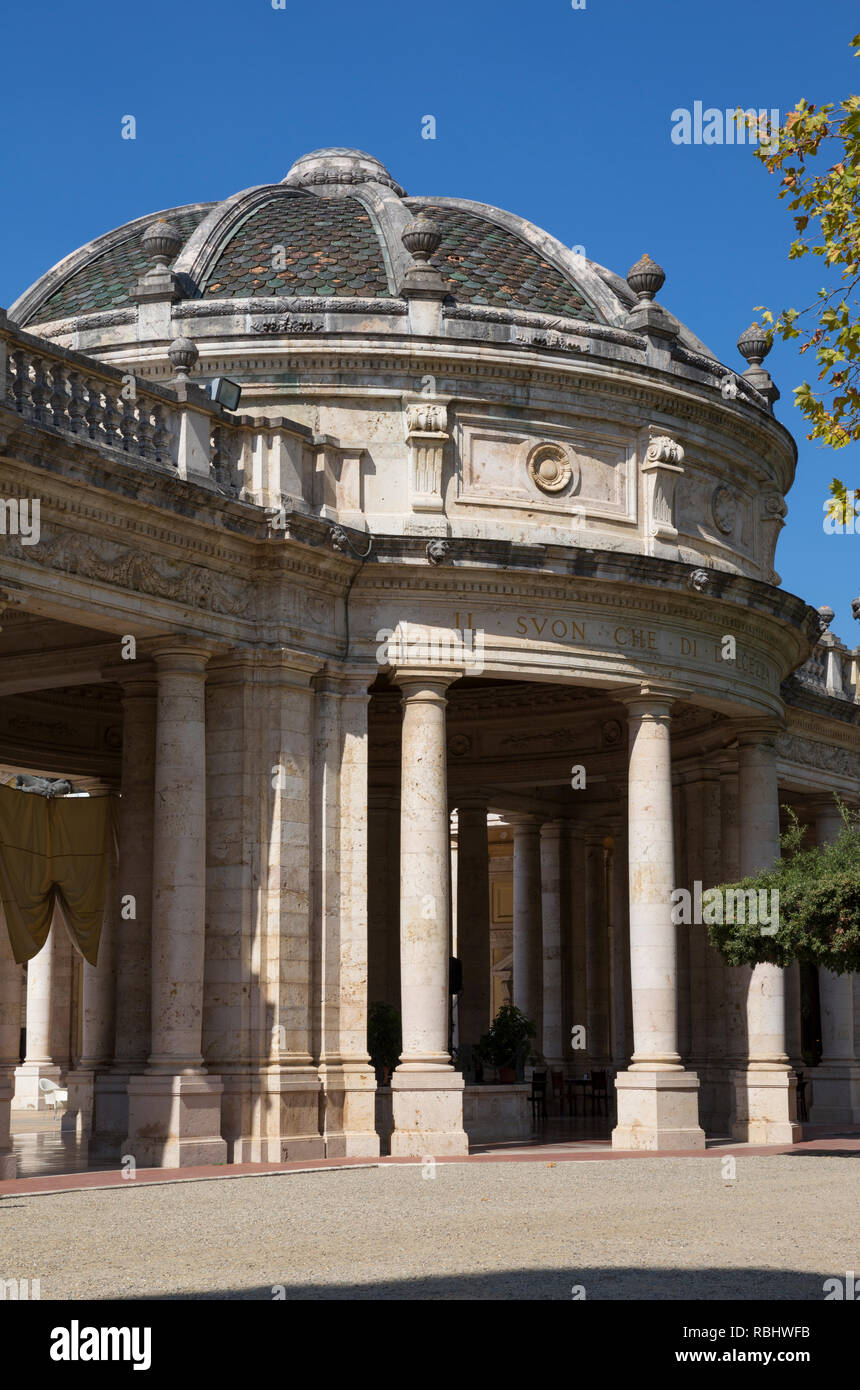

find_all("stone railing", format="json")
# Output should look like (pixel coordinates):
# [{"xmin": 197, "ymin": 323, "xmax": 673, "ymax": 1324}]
[
  {"xmin": 0, "ymin": 309, "xmax": 220, "ymax": 482},
  {"xmin": 0, "ymin": 310, "xmax": 352, "ymax": 513},
  {"xmin": 794, "ymin": 631, "xmax": 860, "ymax": 703}
]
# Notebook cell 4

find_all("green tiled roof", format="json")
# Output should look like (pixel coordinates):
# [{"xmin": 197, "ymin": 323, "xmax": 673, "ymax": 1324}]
[
  {"xmin": 30, "ymin": 207, "xmax": 212, "ymax": 324},
  {"xmin": 423, "ymin": 207, "xmax": 596, "ymax": 320},
  {"xmin": 200, "ymin": 193, "xmax": 392, "ymax": 299}
]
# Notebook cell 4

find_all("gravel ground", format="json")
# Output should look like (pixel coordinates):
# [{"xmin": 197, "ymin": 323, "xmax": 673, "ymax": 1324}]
[{"xmin": 1, "ymin": 1156, "xmax": 856, "ymax": 1300}]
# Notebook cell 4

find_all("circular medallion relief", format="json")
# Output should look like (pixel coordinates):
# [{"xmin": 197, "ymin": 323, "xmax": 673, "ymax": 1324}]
[
  {"xmin": 711, "ymin": 484, "xmax": 737, "ymax": 536},
  {"xmin": 526, "ymin": 442, "xmax": 574, "ymax": 495}
]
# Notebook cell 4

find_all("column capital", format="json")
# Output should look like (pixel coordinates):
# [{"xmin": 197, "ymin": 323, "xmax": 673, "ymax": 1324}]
[
  {"xmin": 151, "ymin": 641, "xmax": 217, "ymax": 675},
  {"xmin": 392, "ymin": 668, "xmax": 460, "ymax": 699},
  {"xmin": 731, "ymin": 716, "xmax": 785, "ymax": 746},
  {"xmin": 539, "ymin": 819, "xmax": 564, "ymax": 841},
  {"xmin": 456, "ymin": 798, "xmax": 489, "ymax": 819},
  {"xmin": 615, "ymin": 680, "xmax": 690, "ymax": 712}
]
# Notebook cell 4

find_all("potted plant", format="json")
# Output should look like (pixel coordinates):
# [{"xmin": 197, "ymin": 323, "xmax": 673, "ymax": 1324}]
[
  {"xmin": 367, "ymin": 1001, "xmax": 401, "ymax": 1086},
  {"xmin": 477, "ymin": 1004, "xmax": 536, "ymax": 1083}
]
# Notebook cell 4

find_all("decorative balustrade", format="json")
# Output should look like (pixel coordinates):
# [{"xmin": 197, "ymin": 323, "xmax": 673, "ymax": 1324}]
[
  {"xmin": 794, "ymin": 635, "xmax": 860, "ymax": 704},
  {"xmin": 0, "ymin": 310, "xmax": 249, "ymax": 487},
  {"xmin": 4, "ymin": 340, "xmax": 181, "ymax": 469}
]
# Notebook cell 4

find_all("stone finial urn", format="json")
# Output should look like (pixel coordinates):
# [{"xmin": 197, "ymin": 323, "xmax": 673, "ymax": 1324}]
[
  {"xmin": 168, "ymin": 336, "xmax": 199, "ymax": 378},
  {"xmin": 142, "ymin": 219, "xmax": 183, "ymax": 269},
  {"xmin": 737, "ymin": 322, "xmax": 771, "ymax": 368},
  {"xmin": 402, "ymin": 213, "xmax": 442, "ymax": 263},
  {"xmin": 626, "ymin": 252, "xmax": 666, "ymax": 303},
  {"xmin": 817, "ymin": 604, "xmax": 835, "ymax": 634}
]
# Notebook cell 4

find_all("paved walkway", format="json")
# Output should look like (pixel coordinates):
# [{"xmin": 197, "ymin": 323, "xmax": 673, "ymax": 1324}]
[
  {"xmin": 2, "ymin": 1154, "xmax": 857, "ymax": 1300},
  {"xmin": 4, "ymin": 1116, "xmax": 859, "ymax": 1198}
]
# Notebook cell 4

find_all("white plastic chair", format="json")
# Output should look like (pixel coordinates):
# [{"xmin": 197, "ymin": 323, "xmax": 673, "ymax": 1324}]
[{"xmin": 38, "ymin": 1077, "xmax": 68, "ymax": 1115}]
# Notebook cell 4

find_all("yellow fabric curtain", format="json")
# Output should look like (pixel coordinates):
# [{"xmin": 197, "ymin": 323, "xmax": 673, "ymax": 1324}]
[{"xmin": 0, "ymin": 783, "xmax": 116, "ymax": 966}]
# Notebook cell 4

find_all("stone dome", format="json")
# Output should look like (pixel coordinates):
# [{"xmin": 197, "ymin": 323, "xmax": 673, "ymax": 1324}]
[{"xmin": 10, "ymin": 147, "xmax": 710, "ymax": 357}]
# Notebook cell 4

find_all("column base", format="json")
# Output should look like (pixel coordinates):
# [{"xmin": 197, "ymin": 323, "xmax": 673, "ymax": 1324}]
[
  {"xmin": 0, "ymin": 1071, "xmax": 17, "ymax": 1178},
  {"xmin": 61, "ymin": 1069, "xmax": 95, "ymax": 1136},
  {"xmin": 612, "ymin": 1070, "xmax": 706, "ymax": 1150},
  {"xmin": 808, "ymin": 1064, "xmax": 860, "ymax": 1125},
  {"xmin": 730, "ymin": 1067, "xmax": 801, "ymax": 1145},
  {"xmin": 320, "ymin": 1064, "xmax": 380, "ymax": 1158},
  {"xmin": 219, "ymin": 1068, "xmax": 325, "ymax": 1163},
  {"xmin": 390, "ymin": 1069, "xmax": 468, "ymax": 1156},
  {"xmin": 125, "ymin": 1073, "xmax": 227, "ymax": 1169},
  {"xmin": 12, "ymin": 1063, "xmax": 62, "ymax": 1111},
  {"xmin": 698, "ymin": 1063, "xmax": 733, "ymax": 1136},
  {"xmin": 89, "ymin": 1071, "xmax": 136, "ymax": 1158}
]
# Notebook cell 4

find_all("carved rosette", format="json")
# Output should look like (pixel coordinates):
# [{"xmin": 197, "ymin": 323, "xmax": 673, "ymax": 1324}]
[
  {"xmin": 526, "ymin": 441, "xmax": 573, "ymax": 495},
  {"xmin": 641, "ymin": 431, "xmax": 685, "ymax": 552},
  {"xmin": 404, "ymin": 397, "xmax": 449, "ymax": 513}
]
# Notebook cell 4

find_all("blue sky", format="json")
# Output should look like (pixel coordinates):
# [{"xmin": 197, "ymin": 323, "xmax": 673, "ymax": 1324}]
[{"xmin": 1, "ymin": 0, "xmax": 858, "ymax": 637}]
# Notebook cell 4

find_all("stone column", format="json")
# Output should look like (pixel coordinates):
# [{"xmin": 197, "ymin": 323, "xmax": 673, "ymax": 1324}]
[
  {"xmin": 92, "ymin": 676, "xmax": 156, "ymax": 1157},
  {"xmin": 13, "ymin": 913, "xmax": 62, "ymax": 1109},
  {"xmin": 125, "ymin": 645, "xmax": 227, "ymax": 1168},
  {"xmin": 0, "ymin": 909, "xmax": 22, "ymax": 1176},
  {"xmin": 568, "ymin": 824, "xmax": 588, "ymax": 1073},
  {"xmin": 809, "ymin": 798, "xmax": 860, "ymax": 1122},
  {"xmin": 584, "ymin": 829, "xmax": 611, "ymax": 1070},
  {"xmin": 390, "ymin": 671, "xmax": 466, "ymax": 1156},
  {"xmin": 719, "ymin": 764, "xmax": 748, "ymax": 1079},
  {"xmin": 49, "ymin": 921, "xmax": 74, "ymax": 1078},
  {"xmin": 315, "ymin": 671, "xmax": 379, "ymax": 1157},
  {"xmin": 683, "ymin": 767, "xmax": 726, "ymax": 1130},
  {"xmin": 457, "ymin": 801, "xmax": 491, "ymax": 1052},
  {"xmin": 612, "ymin": 690, "xmax": 704, "ymax": 1150},
  {"xmin": 206, "ymin": 654, "xmax": 323, "ymax": 1164},
  {"xmin": 540, "ymin": 820, "xmax": 565, "ymax": 1070},
  {"xmin": 730, "ymin": 727, "xmax": 799, "ymax": 1144},
  {"xmin": 511, "ymin": 816, "xmax": 542, "ymax": 1036},
  {"xmin": 65, "ymin": 813, "xmax": 118, "ymax": 1139},
  {"xmin": 367, "ymin": 791, "xmax": 400, "ymax": 1009},
  {"xmin": 608, "ymin": 821, "xmax": 630, "ymax": 1070}
]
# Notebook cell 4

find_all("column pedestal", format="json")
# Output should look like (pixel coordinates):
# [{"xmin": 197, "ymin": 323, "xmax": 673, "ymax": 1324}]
[
  {"xmin": 0, "ymin": 1074, "xmax": 15, "ymax": 1178},
  {"xmin": 319, "ymin": 1065, "xmax": 379, "ymax": 1159},
  {"xmin": 125, "ymin": 1074, "xmax": 225, "ymax": 1169},
  {"xmin": 730, "ymin": 1067, "xmax": 799, "ymax": 1145},
  {"xmin": 220, "ymin": 1070, "xmax": 325, "ymax": 1163},
  {"xmin": 390, "ymin": 1070, "xmax": 467, "ymax": 1156},
  {"xmin": 614, "ymin": 1071, "xmax": 705, "ymax": 1150},
  {"xmin": 808, "ymin": 1065, "xmax": 860, "ymax": 1124},
  {"xmin": 90, "ymin": 1072, "xmax": 133, "ymax": 1157}
]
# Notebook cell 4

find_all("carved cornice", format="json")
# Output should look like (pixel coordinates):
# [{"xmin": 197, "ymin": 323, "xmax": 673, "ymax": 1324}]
[{"xmin": 1, "ymin": 524, "xmax": 252, "ymax": 616}]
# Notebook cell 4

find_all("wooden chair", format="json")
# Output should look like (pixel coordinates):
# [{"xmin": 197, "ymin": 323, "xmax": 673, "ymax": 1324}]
[{"xmin": 530, "ymin": 1070, "xmax": 548, "ymax": 1124}]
